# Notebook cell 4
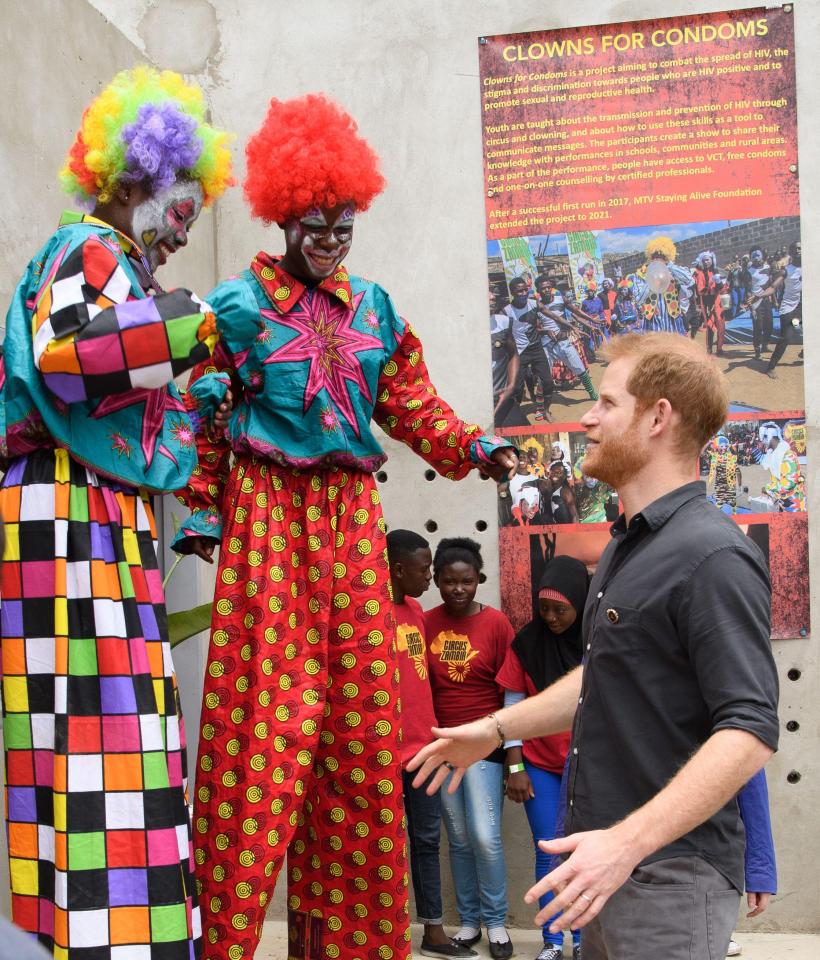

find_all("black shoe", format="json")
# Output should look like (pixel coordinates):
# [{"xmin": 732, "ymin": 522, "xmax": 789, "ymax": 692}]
[
  {"xmin": 420, "ymin": 939, "xmax": 478, "ymax": 959},
  {"xmin": 573, "ymin": 946, "xmax": 582, "ymax": 960},
  {"xmin": 535, "ymin": 947, "xmax": 563, "ymax": 960},
  {"xmin": 452, "ymin": 932, "xmax": 482, "ymax": 949},
  {"xmin": 489, "ymin": 938, "xmax": 514, "ymax": 960}
]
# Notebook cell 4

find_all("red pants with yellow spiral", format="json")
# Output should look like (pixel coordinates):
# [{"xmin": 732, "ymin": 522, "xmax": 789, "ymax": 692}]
[{"xmin": 193, "ymin": 457, "xmax": 410, "ymax": 960}]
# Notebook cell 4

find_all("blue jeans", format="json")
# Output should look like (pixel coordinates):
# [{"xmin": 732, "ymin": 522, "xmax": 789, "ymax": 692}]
[
  {"xmin": 403, "ymin": 770, "xmax": 444, "ymax": 924},
  {"xmin": 440, "ymin": 760, "xmax": 508, "ymax": 927},
  {"xmin": 524, "ymin": 762, "xmax": 581, "ymax": 947}
]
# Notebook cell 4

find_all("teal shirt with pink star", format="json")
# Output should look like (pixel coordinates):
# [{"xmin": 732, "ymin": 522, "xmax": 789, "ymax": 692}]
[{"xmin": 174, "ymin": 254, "xmax": 510, "ymax": 547}]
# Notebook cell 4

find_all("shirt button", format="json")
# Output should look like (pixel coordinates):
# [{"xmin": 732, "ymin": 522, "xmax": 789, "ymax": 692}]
[
  {"xmin": 569, "ymin": 799, "xmax": 573, "ymax": 807},
  {"xmin": 586, "ymin": 643, "xmax": 591, "ymax": 651},
  {"xmin": 578, "ymin": 696, "xmax": 583, "ymax": 704},
  {"xmin": 597, "ymin": 591, "xmax": 603, "ymax": 598},
  {"xmin": 572, "ymin": 747, "xmax": 578, "ymax": 755}
]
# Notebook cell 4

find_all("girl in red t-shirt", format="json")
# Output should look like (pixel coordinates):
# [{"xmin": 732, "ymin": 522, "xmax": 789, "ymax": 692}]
[
  {"xmin": 496, "ymin": 556, "xmax": 588, "ymax": 960},
  {"xmin": 424, "ymin": 538, "xmax": 515, "ymax": 960}
]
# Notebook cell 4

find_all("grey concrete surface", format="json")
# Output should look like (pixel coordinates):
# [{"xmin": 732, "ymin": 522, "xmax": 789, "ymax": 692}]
[{"xmin": 255, "ymin": 922, "xmax": 820, "ymax": 960}]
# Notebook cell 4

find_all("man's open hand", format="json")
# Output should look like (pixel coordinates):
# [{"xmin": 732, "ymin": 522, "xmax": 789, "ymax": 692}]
[
  {"xmin": 525, "ymin": 828, "xmax": 642, "ymax": 933},
  {"xmin": 406, "ymin": 719, "xmax": 498, "ymax": 795}
]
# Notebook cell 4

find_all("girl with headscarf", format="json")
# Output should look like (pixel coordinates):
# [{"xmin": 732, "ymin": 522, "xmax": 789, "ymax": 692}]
[{"xmin": 496, "ymin": 557, "xmax": 588, "ymax": 960}]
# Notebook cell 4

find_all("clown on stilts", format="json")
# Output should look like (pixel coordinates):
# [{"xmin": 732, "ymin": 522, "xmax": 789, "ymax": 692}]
[
  {"xmin": 0, "ymin": 67, "xmax": 233, "ymax": 958},
  {"xmin": 171, "ymin": 95, "xmax": 518, "ymax": 960}
]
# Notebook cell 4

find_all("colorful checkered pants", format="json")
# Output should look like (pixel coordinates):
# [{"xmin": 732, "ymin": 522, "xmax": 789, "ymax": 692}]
[
  {"xmin": 193, "ymin": 457, "xmax": 409, "ymax": 960},
  {"xmin": 0, "ymin": 449, "xmax": 200, "ymax": 960}
]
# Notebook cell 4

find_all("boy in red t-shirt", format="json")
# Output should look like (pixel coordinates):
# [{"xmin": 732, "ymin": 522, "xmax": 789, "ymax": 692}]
[{"xmin": 387, "ymin": 530, "xmax": 477, "ymax": 960}]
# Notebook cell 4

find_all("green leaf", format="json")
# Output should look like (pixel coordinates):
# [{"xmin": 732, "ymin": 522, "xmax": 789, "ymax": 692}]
[
  {"xmin": 168, "ymin": 603, "xmax": 213, "ymax": 649},
  {"xmin": 162, "ymin": 553, "xmax": 184, "ymax": 590}
]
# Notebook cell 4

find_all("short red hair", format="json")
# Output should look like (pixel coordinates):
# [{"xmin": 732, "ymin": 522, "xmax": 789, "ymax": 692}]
[{"xmin": 244, "ymin": 94, "xmax": 385, "ymax": 223}]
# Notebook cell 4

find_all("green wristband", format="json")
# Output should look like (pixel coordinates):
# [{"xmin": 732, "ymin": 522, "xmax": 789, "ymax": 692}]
[{"xmin": 507, "ymin": 762, "xmax": 526, "ymax": 775}]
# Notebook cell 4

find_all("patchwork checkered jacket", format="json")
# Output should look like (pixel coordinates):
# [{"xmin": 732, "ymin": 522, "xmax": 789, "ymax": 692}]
[{"xmin": 0, "ymin": 213, "xmax": 223, "ymax": 492}]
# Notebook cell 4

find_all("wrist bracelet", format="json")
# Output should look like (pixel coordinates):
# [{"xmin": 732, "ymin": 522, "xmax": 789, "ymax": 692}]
[
  {"xmin": 507, "ymin": 762, "xmax": 525, "ymax": 775},
  {"xmin": 487, "ymin": 712, "xmax": 505, "ymax": 749}
]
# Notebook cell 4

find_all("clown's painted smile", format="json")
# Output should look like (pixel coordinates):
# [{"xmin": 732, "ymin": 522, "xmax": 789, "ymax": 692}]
[
  {"xmin": 131, "ymin": 180, "xmax": 204, "ymax": 271},
  {"xmin": 282, "ymin": 204, "xmax": 355, "ymax": 281}
]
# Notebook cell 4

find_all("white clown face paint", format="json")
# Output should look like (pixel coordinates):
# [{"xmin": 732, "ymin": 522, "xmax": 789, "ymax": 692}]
[
  {"xmin": 131, "ymin": 179, "xmax": 204, "ymax": 271},
  {"xmin": 281, "ymin": 204, "xmax": 355, "ymax": 281}
]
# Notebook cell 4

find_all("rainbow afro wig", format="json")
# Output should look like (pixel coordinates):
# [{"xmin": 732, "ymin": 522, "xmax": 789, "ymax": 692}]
[
  {"xmin": 244, "ymin": 94, "xmax": 385, "ymax": 224},
  {"xmin": 60, "ymin": 66, "xmax": 233, "ymax": 207},
  {"xmin": 645, "ymin": 236, "xmax": 677, "ymax": 262}
]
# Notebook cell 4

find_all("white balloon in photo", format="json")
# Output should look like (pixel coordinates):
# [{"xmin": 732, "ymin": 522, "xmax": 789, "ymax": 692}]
[{"xmin": 646, "ymin": 259, "xmax": 673, "ymax": 294}]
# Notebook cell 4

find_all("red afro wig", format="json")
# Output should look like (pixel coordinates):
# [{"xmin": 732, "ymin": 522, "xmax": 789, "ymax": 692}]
[{"xmin": 244, "ymin": 94, "xmax": 386, "ymax": 224}]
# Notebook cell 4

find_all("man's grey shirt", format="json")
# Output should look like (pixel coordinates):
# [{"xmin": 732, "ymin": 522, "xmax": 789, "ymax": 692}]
[{"xmin": 564, "ymin": 481, "xmax": 779, "ymax": 892}]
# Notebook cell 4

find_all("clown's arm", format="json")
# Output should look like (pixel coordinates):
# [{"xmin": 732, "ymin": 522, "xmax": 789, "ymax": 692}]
[
  {"xmin": 374, "ymin": 322, "xmax": 517, "ymax": 482},
  {"xmin": 171, "ymin": 342, "xmax": 238, "ymax": 557},
  {"xmin": 32, "ymin": 235, "xmax": 218, "ymax": 403}
]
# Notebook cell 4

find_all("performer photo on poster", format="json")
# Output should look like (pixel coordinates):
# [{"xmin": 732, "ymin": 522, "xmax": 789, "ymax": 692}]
[
  {"xmin": 700, "ymin": 414, "xmax": 807, "ymax": 516},
  {"xmin": 497, "ymin": 431, "xmax": 619, "ymax": 528}
]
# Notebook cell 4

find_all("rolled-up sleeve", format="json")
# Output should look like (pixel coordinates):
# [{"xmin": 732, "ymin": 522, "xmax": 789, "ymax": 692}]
[{"xmin": 679, "ymin": 544, "xmax": 779, "ymax": 751}]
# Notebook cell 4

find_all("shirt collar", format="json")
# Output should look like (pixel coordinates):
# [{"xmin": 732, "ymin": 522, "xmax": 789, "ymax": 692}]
[
  {"xmin": 610, "ymin": 480, "xmax": 705, "ymax": 538},
  {"xmin": 250, "ymin": 252, "xmax": 354, "ymax": 313}
]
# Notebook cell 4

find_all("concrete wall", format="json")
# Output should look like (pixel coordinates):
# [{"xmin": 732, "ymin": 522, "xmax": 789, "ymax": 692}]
[{"xmin": 3, "ymin": 0, "xmax": 819, "ymax": 935}]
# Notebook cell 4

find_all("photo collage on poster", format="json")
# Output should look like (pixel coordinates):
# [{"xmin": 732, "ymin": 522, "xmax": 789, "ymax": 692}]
[{"xmin": 481, "ymin": 8, "xmax": 808, "ymax": 639}]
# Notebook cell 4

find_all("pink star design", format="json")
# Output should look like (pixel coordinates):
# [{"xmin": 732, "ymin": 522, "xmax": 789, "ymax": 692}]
[
  {"xmin": 92, "ymin": 388, "xmax": 188, "ymax": 468},
  {"xmin": 262, "ymin": 290, "xmax": 380, "ymax": 437}
]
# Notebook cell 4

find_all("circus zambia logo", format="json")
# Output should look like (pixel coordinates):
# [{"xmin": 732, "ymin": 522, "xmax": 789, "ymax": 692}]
[
  {"xmin": 429, "ymin": 629, "xmax": 480, "ymax": 682},
  {"xmin": 396, "ymin": 623, "xmax": 428, "ymax": 680}
]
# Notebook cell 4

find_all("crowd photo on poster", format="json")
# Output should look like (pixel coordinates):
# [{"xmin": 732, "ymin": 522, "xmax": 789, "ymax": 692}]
[{"xmin": 490, "ymin": 216, "xmax": 803, "ymax": 428}]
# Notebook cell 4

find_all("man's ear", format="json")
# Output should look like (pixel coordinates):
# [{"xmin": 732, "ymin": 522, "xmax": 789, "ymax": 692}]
[{"xmin": 650, "ymin": 398, "xmax": 676, "ymax": 436}]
